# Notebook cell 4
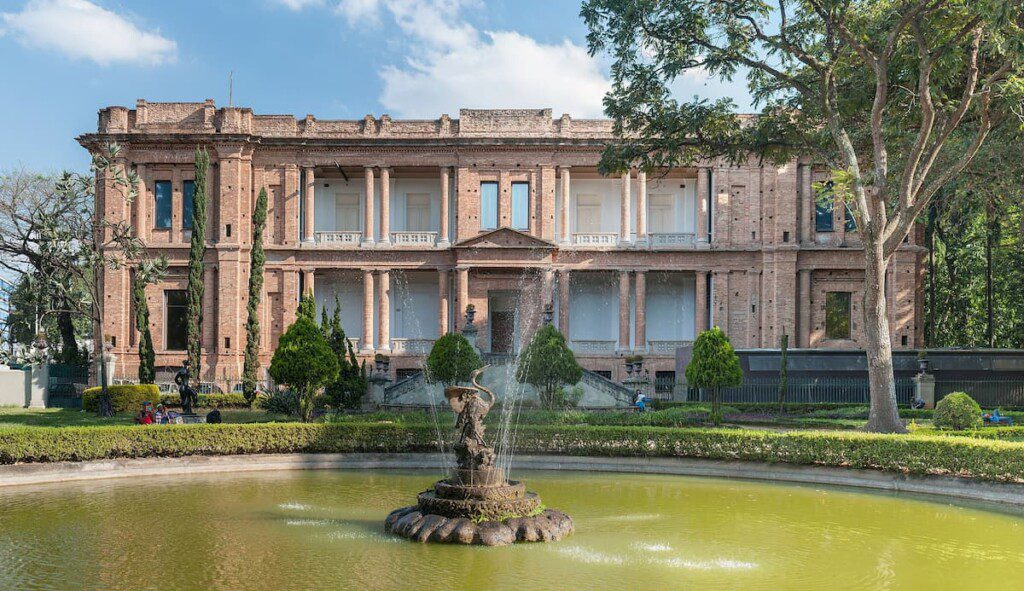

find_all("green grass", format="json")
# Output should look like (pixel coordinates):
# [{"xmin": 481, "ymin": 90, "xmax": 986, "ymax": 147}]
[{"xmin": 0, "ymin": 407, "xmax": 292, "ymax": 429}]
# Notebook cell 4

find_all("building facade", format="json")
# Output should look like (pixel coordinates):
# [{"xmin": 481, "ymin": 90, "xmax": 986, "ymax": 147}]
[{"xmin": 79, "ymin": 100, "xmax": 924, "ymax": 392}]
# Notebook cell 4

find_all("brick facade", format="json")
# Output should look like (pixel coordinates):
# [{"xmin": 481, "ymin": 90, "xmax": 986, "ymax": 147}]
[{"xmin": 78, "ymin": 100, "xmax": 925, "ymax": 386}]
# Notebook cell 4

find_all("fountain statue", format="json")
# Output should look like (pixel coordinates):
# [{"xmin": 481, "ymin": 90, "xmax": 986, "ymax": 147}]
[{"xmin": 385, "ymin": 366, "xmax": 574, "ymax": 546}]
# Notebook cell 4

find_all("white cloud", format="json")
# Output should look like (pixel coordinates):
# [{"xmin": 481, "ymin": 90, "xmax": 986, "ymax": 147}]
[
  {"xmin": 273, "ymin": 0, "xmax": 327, "ymax": 10},
  {"xmin": 341, "ymin": 0, "xmax": 611, "ymax": 117},
  {"xmin": 1, "ymin": 0, "xmax": 176, "ymax": 66}
]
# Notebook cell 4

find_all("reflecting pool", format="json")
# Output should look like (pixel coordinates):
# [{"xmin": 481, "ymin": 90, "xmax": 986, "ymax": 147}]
[{"xmin": 1, "ymin": 469, "xmax": 1023, "ymax": 590}]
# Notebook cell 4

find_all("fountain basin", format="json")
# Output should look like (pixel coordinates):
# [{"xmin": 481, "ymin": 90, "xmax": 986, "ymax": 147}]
[{"xmin": 385, "ymin": 505, "xmax": 573, "ymax": 546}]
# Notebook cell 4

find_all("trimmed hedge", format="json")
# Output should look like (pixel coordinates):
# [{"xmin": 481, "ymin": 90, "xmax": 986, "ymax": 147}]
[
  {"xmin": 934, "ymin": 392, "xmax": 983, "ymax": 430},
  {"xmin": 82, "ymin": 385, "xmax": 160, "ymax": 413},
  {"xmin": 3, "ymin": 423, "xmax": 1024, "ymax": 484},
  {"xmin": 159, "ymin": 393, "xmax": 249, "ymax": 409}
]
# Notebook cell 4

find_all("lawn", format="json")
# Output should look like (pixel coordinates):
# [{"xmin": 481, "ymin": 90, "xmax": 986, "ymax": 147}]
[{"xmin": 0, "ymin": 407, "xmax": 293, "ymax": 429}]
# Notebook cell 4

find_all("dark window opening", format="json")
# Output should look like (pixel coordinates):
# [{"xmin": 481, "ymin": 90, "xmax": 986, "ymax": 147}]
[
  {"xmin": 165, "ymin": 290, "xmax": 188, "ymax": 351},
  {"xmin": 594, "ymin": 370, "xmax": 612, "ymax": 380},
  {"xmin": 226, "ymin": 224, "xmax": 232, "ymax": 237},
  {"xmin": 825, "ymin": 291, "xmax": 852, "ymax": 340},
  {"xmin": 224, "ymin": 337, "xmax": 231, "ymax": 349},
  {"xmin": 154, "ymin": 181, "xmax": 172, "ymax": 229},
  {"xmin": 183, "ymin": 180, "xmax": 195, "ymax": 230},
  {"xmin": 655, "ymin": 371, "xmax": 675, "ymax": 395},
  {"xmin": 815, "ymin": 181, "xmax": 835, "ymax": 232},
  {"xmin": 783, "ymin": 231, "xmax": 790, "ymax": 243}
]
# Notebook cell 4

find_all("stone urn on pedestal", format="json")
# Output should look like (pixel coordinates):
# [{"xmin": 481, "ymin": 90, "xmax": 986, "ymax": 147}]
[{"xmin": 385, "ymin": 366, "xmax": 573, "ymax": 546}]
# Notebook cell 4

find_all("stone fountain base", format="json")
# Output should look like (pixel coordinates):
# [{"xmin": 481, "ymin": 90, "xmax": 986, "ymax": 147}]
[{"xmin": 384, "ymin": 468, "xmax": 573, "ymax": 546}]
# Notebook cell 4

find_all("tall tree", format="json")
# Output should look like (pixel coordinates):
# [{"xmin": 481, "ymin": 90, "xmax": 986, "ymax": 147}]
[
  {"xmin": 131, "ymin": 258, "xmax": 167, "ymax": 384},
  {"xmin": 515, "ymin": 324, "xmax": 583, "ymax": 409},
  {"xmin": 321, "ymin": 297, "xmax": 368, "ymax": 409},
  {"xmin": 686, "ymin": 328, "xmax": 744, "ymax": 425},
  {"xmin": 242, "ymin": 187, "xmax": 268, "ymax": 404},
  {"xmin": 269, "ymin": 294, "xmax": 339, "ymax": 422},
  {"xmin": 186, "ymin": 148, "xmax": 209, "ymax": 384},
  {"xmin": 583, "ymin": 0, "xmax": 1023, "ymax": 432}
]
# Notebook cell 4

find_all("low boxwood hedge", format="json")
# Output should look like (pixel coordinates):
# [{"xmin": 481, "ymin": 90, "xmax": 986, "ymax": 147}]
[
  {"xmin": 82, "ymin": 385, "xmax": 161, "ymax": 413},
  {"xmin": 3, "ymin": 423, "xmax": 1024, "ymax": 483},
  {"xmin": 159, "ymin": 393, "xmax": 249, "ymax": 409}
]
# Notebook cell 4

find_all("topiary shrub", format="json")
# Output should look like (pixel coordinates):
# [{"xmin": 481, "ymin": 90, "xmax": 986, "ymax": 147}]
[
  {"xmin": 685, "ymin": 327, "xmax": 743, "ymax": 425},
  {"xmin": 268, "ymin": 294, "xmax": 339, "ymax": 422},
  {"xmin": 516, "ymin": 324, "xmax": 583, "ymax": 409},
  {"xmin": 425, "ymin": 333, "xmax": 482, "ymax": 387},
  {"xmin": 934, "ymin": 392, "xmax": 983, "ymax": 430},
  {"xmin": 83, "ymin": 384, "xmax": 160, "ymax": 413}
]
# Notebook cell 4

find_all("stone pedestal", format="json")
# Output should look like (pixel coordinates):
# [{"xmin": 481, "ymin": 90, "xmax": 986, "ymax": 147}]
[
  {"xmin": 28, "ymin": 363, "xmax": 48, "ymax": 408},
  {"xmin": 914, "ymin": 373, "xmax": 936, "ymax": 409}
]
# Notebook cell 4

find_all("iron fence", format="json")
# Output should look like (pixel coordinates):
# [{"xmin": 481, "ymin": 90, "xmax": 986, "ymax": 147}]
[
  {"xmin": 934, "ymin": 379, "xmax": 1024, "ymax": 408},
  {"xmin": 46, "ymin": 363, "xmax": 89, "ymax": 409},
  {"xmin": 684, "ymin": 376, "xmax": 916, "ymax": 405}
]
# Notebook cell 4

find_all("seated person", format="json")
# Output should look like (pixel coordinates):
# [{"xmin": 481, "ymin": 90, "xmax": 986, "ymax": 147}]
[
  {"xmin": 634, "ymin": 390, "xmax": 647, "ymax": 412},
  {"xmin": 206, "ymin": 407, "xmax": 222, "ymax": 424},
  {"xmin": 153, "ymin": 404, "xmax": 167, "ymax": 425},
  {"xmin": 134, "ymin": 403, "xmax": 153, "ymax": 425}
]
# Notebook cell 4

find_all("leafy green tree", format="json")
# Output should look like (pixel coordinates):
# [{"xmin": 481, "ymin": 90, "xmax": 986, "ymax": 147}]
[
  {"xmin": 131, "ymin": 258, "xmax": 167, "ymax": 384},
  {"xmin": 268, "ymin": 294, "xmax": 338, "ymax": 422},
  {"xmin": 515, "ymin": 324, "xmax": 583, "ymax": 409},
  {"xmin": 425, "ymin": 332, "xmax": 482, "ymax": 387},
  {"xmin": 186, "ymin": 148, "xmax": 209, "ymax": 383},
  {"xmin": 685, "ymin": 328, "xmax": 743, "ymax": 425},
  {"xmin": 242, "ymin": 187, "xmax": 268, "ymax": 404},
  {"xmin": 321, "ymin": 297, "xmax": 368, "ymax": 409},
  {"xmin": 583, "ymin": 0, "xmax": 1023, "ymax": 433}
]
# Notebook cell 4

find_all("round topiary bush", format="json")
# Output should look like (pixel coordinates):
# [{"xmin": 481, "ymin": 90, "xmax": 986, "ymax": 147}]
[
  {"xmin": 933, "ymin": 392, "xmax": 983, "ymax": 430},
  {"xmin": 82, "ymin": 384, "xmax": 160, "ymax": 413}
]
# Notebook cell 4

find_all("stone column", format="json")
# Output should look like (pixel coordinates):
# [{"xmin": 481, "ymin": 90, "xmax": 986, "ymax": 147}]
[
  {"xmin": 559, "ymin": 166, "xmax": 571, "ymax": 244},
  {"xmin": 363, "ymin": 167, "xmax": 376, "ymax": 246},
  {"xmin": 695, "ymin": 271, "xmax": 708, "ymax": 335},
  {"xmin": 620, "ymin": 171, "xmax": 632, "ymax": 244},
  {"xmin": 378, "ymin": 270, "xmax": 391, "ymax": 352},
  {"xmin": 636, "ymin": 170, "xmax": 648, "ymax": 246},
  {"xmin": 798, "ymin": 269, "xmax": 812, "ymax": 347},
  {"xmin": 362, "ymin": 269, "xmax": 375, "ymax": 352},
  {"xmin": 302, "ymin": 268, "xmax": 315, "ymax": 298},
  {"xmin": 457, "ymin": 267, "xmax": 470, "ymax": 330},
  {"xmin": 439, "ymin": 167, "xmax": 451, "ymax": 246},
  {"xmin": 302, "ymin": 167, "xmax": 315, "ymax": 243},
  {"xmin": 379, "ymin": 167, "xmax": 391, "ymax": 245},
  {"xmin": 135, "ymin": 164, "xmax": 148, "ymax": 242},
  {"xmin": 618, "ymin": 270, "xmax": 631, "ymax": 350},
  {"xmin": 915, "ymin": 373, "xmax": 936, "ymax": 409},
  {"xmin": 541, "ymin": 268, "xmax": 555, "ymax": 305},
  {"xmin": 635, "ymin": 270, "xmax": 647, "ymax": 351},
  {"xmin": 558, "ymin": 268, "xmax": 571, "ymax": 337},
  {"xmin": 696, "ymin": 167, "xmax": 710, "ymax": 245},
  {"xmin": 438, "ymin": 268, "xmax": 450, "ymax": 335}
]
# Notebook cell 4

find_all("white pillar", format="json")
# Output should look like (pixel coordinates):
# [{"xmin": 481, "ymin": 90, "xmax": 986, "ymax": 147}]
[
  {"xmin": 559, "ymin": 167, "xmax": 571, "ymax": 245},
  {"xmin": 362, "ymin": 269, "xmax": 375, "ymax": 352},
  {"xmin": 378, "ymin": 270, "xmax": 391, "ymax": 352},
  {"xmin": 636, "ymin": 170, "xmax": 648, "ymax": 245},
  {"xmin": 302, "ymin": 167, "xmax": 315, "ymax": 243},
  {"xmin": 439, "ymin": 167, "xmax": 451, "ymax": 246},
  {"xmin": 379, "ymin": 167, "xmax": 391, "ymax": 245},
  {"xmin": 620, "ymin": 171, "xmax": 632, "ymax": 245},
  {"xmin": 363, "ymin": 167, "xmax": 376, "ymax": 246}
]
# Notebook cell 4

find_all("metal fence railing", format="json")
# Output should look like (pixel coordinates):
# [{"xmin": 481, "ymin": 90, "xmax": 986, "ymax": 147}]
[
  {"xmin": 934, "ymin": 379, "xmax": 1024, "ymax": 408},
  {"xmin": 684, "ymin": 376, "xmax": 916, "ymax": 405}
]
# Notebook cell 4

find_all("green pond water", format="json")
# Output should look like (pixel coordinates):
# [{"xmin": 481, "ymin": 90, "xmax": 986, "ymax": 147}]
[{"xmin": 1, "ymin": 469, "xmax": 1023, "ymax": 590}]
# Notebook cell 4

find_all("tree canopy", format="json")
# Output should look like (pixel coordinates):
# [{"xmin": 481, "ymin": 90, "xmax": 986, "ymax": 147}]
[
  {"xmin": 515, "ymin": 324, "xmax": 583, "ymax": 409},
  {"xmin": 425, "ymin": 332, "xmax": 482, "ymax": 387},
  {"xmin": 268, "ymin": 295, "xmax": 338, "ymax": 421}
]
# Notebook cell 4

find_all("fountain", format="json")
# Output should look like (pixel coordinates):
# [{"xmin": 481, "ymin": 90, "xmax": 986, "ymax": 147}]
[{"xmin": 384, "ymin": 365, "xmax": 574, "ymax": 546}]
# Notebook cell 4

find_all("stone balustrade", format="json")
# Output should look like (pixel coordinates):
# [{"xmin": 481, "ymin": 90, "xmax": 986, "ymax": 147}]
[
  {"xmin": 647, "ymin": 340, "xmax": 693, "ymax": 354},
  {"xmin": 571, "ymin": 340, "xmax": 617, "ymax": 354},
  {"xmin": 572, "ymin": 233, "xmax": 619, "ymax": 247},
  {"xmin": 648, "ymin": 233, "xmax": 696, "ymax": 248},
  {"xmin": 314, "ymin": 231, "xmax": 362, "ymax": 247},
  {"xmin": 390, "ymin": 338, "xmax": 437, "ymax": 355},
  {"xmin": 391, "ymin": 231, "xmax": 439, "ymax": 246}
]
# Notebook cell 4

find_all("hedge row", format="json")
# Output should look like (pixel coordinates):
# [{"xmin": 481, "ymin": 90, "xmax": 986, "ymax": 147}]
[
  {"xmin": 3, "ymin": 423, "xmax": 1024, "ymax": 483},
  {"xmin": 158, "ymin": 393, "xmax": 249, "ymax": 409},
  {"xmin": 82, "ymin": 385, "xmax": 160, "ymax": 413}
]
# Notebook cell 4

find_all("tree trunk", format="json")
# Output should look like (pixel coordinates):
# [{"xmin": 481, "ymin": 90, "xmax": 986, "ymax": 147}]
[
  {"xmin": 862, "ymin": 244, "xmax": 906, "ymax": 433},
  {"xmin": 56, "ymin": 309, "xmax": 79, "ymax": 365}
]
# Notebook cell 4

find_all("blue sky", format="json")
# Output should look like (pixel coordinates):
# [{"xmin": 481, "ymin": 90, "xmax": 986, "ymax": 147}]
[{"xmin": 0, "ymin": 0, "xmax": 752, "ymax": 173}]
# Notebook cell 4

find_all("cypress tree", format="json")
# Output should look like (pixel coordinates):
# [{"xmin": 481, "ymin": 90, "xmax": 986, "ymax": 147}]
[
  {"xmin": 186, "ymin": 147, "xmax": 209, "ymax": 383},
  {"xmin": 132, "ymin": 270, "xmax": 155, "ymax": 383},
  {"xmin": 242, "ymin": 187, "xmax": 268, "ymax": 403},
  {"xmin": 322, "ymin": 297, "xmax": 367, "ymax": 409}
]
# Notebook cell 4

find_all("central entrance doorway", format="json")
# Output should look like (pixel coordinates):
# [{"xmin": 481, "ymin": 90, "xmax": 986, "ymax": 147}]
[{"xmin": 488, "ymin": 291, "xmax": 520, "ymax": 354}]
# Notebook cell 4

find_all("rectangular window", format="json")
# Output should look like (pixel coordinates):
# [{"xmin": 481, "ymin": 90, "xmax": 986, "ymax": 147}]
[
  {"xmin": 182, "ymin": 180, "xmax": 195, "ymax": 230},
  {"xmin": 575, "ymin": 194, "xmax": 602, "ymax": 233},
  {"xmin": 655, "ymin": 371, "xmax": 676, "ymax": 395},
  {"xmin": 815, "ymin": 199, "xmax": 834, "ymax": 232},
  {"xmin": 154, "ymin": 181, "xmax": 172, "ymax": 229},
  {"xmin": 406, "ymin": 193, "xmax": 432, "ymax": 231},
  {"xmin": 844, "ymin": 203, "xmax": 857, "ymax": 232},
  {"xmin": 480, "ymin": 182, "xmax": 498, "ymax": 230},
  {"xmin": 648, "ymin": 194, "xmax": 674, "ymax": 233},
  {"xmin": 335, "ymin": 193, "xmax": 361, "ymax": 231},
  {"xmin": 165, "ymin": 290, "xmax": 188, "ymax": 351},
  {"xmin": 511, "ymin": 182, "xmax": 529, "ymax": 230},
  {"xmin": 825, "ymin": 291, "xmax": 852, "ymax": 340}
]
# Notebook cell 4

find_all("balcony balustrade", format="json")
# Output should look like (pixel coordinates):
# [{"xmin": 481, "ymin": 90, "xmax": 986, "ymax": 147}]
[
  {"xmin": 571, "ymin": 340, "xmax": 617, "ymax": 354},
  {"xmin": 392, "ymin": 231, "xmax": 439, "ymax": 246},
  {"xmin": 648, "ymin": 233, "xmax": 696, "ymax": 248},
  {"xmin": 390, "ymin": 338, "xmax": 436, "ymax": 354},
  {"xmin": 647, "ymin": 340, "xmax": 693, "ymax": 354},
  {"xmin": 572, "ymin": 233, "xmax": 619, "ymax": 247},
  {"xmin": 313, "ymin": 231, "xmax": 362, "ymax": 247}
]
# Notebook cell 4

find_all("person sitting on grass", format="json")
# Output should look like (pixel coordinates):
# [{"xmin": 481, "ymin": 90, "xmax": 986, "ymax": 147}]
[
  {"xmin": 206, "ymin": 403, "xmax": 222, "ymax": 424},
  {"xmin": 134, "ymin": 402, "xmax": 154, "ymax": 425},
  {"xmin": 154, "ymin": 404, "xmax": 167, "ymax": 424}
]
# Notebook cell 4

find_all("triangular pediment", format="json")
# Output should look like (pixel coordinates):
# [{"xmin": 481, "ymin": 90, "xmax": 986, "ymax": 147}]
[{"xmin": 454, "ymin": 227, "xmax": 555, "ymax": 249}]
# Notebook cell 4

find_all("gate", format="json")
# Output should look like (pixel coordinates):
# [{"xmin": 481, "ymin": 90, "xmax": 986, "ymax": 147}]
[{"xmin": 47, "ymin": 364, "xmax": 89, "ymax": 409}]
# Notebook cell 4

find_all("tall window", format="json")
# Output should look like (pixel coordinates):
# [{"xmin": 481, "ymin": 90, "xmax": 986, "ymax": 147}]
[
  {"xmin": 335, "ymin": 193, "xmax": 360, "ymax": 231},
  {"xmin": 154, "ymin": 181, "xmax": 172, "ymax": 229},
  {"xmin": 815, "ymin": 182, "xmax": 835, "ymax": 232},
  {"xmin": 182, "ymin": 180, "xmax": 195, "ymax": 230},
  {"xmin": 575, "ymin": 194, "xmax": 602, "ymax": 233},
  {"xmin": 406, "ymin": 193, "xmax": 432, "ymax": 231},
  {"xmin": 648, "ymin": 194, "xmax": 674, "ymax": 233},
  {"xmin": 480, "ymin": 182, "xmax": 498, "ymax": 230},
  {"xmin": 165, "ymin": 290, "xmax": 188, "ymax": 351},
  {"xmin": 844, "ymin": 203, "xmax": 857, "ymax": 232},
  {"xmin": 825, "ymin": 291, "xmax": 852, "ymax": 340},
  {"xmin": 511, "ymin": 182, "xmax": 529, "ymax": 230}
]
